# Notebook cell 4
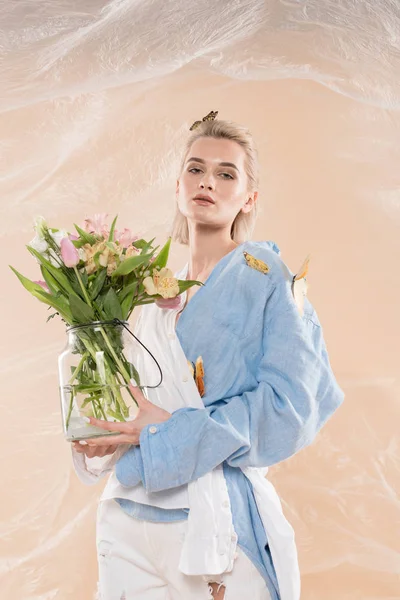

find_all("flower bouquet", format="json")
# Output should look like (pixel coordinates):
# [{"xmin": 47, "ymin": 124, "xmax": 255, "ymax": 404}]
[{"xmin": 9, "ymin": 214, "xmax": 202, "ymax": 441}]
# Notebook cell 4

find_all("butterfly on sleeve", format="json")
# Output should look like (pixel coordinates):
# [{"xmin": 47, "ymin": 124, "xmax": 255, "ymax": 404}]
[{"xmin": 291, "ymin": 254, "xmax": 311, "ymax": 316}]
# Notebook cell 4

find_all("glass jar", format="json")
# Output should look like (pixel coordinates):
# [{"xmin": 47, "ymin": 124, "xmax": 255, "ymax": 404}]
[{"xmin": 58, "ymin": 320, "xmax": 148, "ymax": 441}]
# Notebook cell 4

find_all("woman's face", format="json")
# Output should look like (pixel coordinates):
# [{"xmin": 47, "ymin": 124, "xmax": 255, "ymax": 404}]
[{"xmin": 176, "ymin": 137, "xmax": 257, "ymax": 230}]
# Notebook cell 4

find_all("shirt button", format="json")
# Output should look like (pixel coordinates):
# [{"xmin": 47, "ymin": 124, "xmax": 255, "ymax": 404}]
[
  {"xmin": 222, "ymin": 500, "xmax": 229, "ymax": 508},
  {"xmin": 149, "ymin": 426, "xmax": 158, "ymax": 434}
]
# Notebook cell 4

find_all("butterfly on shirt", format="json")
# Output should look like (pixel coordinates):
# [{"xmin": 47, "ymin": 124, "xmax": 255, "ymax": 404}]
[
  {"xmin": 291, "ymin": 254, "xmax": 311, "ymax": 316},
  {"xmin": 243, "ymin": 250, "xmax": 311, "ymax": 316},
  {"xmin": 186, "ymin": 356, "xmax": 205, "ymax": 397},
  {"xmin": 243, "ymin": 251, "xmax": 270, "ymax": 274}
]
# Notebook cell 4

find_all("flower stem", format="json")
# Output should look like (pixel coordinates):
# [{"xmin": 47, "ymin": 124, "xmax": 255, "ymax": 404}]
[
  {"xmin": 73, "ymin": 266, "xmax": 94, "ymax": 308},
  {"xmin": 69, "ymin": 351, "xmax": 89, "ymax": 384}
]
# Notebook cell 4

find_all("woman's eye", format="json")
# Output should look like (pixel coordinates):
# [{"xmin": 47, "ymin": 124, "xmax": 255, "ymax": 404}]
[{"xmin": 188, "ymin": 168, "xmax": 233, "ymax": 180}]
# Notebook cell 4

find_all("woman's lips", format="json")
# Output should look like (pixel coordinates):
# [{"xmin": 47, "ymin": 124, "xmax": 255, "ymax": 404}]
[{"xmin": 193, "ymin": 198, "xmax": 214, "ymax": 205}]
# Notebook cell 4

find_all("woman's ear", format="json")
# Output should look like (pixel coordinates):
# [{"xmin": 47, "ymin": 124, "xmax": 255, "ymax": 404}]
[{"xmin": 242, "ymin": 191, "xmax": 258, "ymax": 213}]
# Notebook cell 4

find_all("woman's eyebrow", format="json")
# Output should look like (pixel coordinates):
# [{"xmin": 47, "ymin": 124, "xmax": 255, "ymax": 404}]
[{"xmin": 186, "ymin": 157, "xmax": 239, "ymax": 172}]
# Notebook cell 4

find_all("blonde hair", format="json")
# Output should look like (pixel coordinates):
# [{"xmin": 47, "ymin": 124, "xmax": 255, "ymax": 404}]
[{"xmin": 170, "ymin": 119, "xmax": 260, "ymax": 246}]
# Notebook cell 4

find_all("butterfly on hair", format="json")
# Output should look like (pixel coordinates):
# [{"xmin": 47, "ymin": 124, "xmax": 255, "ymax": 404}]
[{"xmin": 189, "ymin": 110, "xmax": 219, "ymax": 131}]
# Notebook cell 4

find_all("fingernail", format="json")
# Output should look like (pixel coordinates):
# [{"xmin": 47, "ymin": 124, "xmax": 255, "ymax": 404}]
[
  {"xmin": 82, "ymin": 416, "xmax": 91, "ymax": 423},
  {"xmin": 79, "ymin": 440, "xmax": 88, "ymax": 445},
  {"xmin": 130, "ymin": 379, "xmax": 137, "ymax": 387}
]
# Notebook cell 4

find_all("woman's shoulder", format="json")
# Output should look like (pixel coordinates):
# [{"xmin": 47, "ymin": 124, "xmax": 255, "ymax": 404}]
[
  {"xmin": 240, "ymin": 239, "xmax": 291, "ymax": 289},
  {"xmin": 241, "ymin": 240, "xmax": 317, "ymax": 322}
]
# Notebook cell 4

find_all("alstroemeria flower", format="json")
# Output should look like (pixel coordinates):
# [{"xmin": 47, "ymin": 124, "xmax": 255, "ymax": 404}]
[
  {"xmin": 82, "ymin": 240, "xmax": 123, "ymax": 276},
  {"xmin": 124, "ymin": 244, "xmax": 140, "ymax": 259},
  {"xmin": 143, "ymin": 267, "xmax": 180, "ymax": 299},
  {"xmin": 115, "ymin": 228, "xmax": 138, "ymax": 248},
  {"xmin": 60, "ymin": 237, "xmax": 80, "ymax": 268},
  {"xmin": 83, "ymin": 213, "xmax": 110, "ymax": 238},
  {"xmin": 34, "ymin": 280, "xmax": 51, "ymax": 293}
]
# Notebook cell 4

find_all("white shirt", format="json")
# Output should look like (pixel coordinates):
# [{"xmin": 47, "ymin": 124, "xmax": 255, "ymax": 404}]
[{"xmin": 71, "ymin": 260, "xmax": 301, "ymax": 599}]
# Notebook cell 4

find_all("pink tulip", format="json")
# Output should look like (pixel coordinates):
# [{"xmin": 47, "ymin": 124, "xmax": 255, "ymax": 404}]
[
  {"xmin": 69, "ymin": 234, "xmax": 79, "ymax": 241},
  {"xmin": 83, "ymin": 213, "xmax": 110, "ymax": 238},
  {"xmin": 34, "ymin": 280, "xmax": 51, "ymax": 293},
  {"xmin": 155, "ymin": 296, "xmax": 182, "ymax": 310},
  {"xmin": 60, "ymin": 237, "xmax": 80, "ymax": 267},
  {"xmin": 115, "ymin": 228, "xmax": 139, "ymax": 248}
]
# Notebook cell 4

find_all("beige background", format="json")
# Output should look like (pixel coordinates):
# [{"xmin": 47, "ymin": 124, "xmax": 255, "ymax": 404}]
[{"xmin": 1, "ymin": 2, "xmax": 400, "ymax": 599}]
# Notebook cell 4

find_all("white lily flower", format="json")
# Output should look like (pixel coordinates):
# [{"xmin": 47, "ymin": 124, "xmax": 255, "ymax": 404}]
[
  {"xmin": 33, "ymin": 215, "xmax": 48, "ymax": 237},
  {"xmin": 29, "ymin": 233, "xmax": 48, "ymax": 255},
  {"xmin": 49, "ymin": 229, "xmax": 68, "ymax": 246}
]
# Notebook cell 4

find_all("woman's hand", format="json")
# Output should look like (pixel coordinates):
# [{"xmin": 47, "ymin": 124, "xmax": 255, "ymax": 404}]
[
  {"xmin": 72, "ymin": 441, "xmax": 118, "ymax": 459},
  {"xmin": 74, "ymin": 380, "xmax": 171, "ymax": 449}
]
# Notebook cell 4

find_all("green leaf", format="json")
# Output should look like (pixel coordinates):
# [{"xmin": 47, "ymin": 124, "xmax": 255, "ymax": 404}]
[
  {"xmin": 71, "ymin": 238, "xmax": 87, "ymax": 249},
  {"xmin": 132, "ymin": 237, "xmax": 156, "ymax": 251},
  {"xmin": 80, "ymin": 269, "xmax": 88, "ymax": 288},
  {"xmin": 9, "ymin": 266, "xmax": 73, "ymax": 321},
  {"xmin": 26, "ymin": 246, "xmax": 77, "ymax": 296},
  {"xmin": 118, "ymin": 281, "xmax": 138, "ymax": 304},
  {"xmin": 111, "ymin": 253, "xmax": 153, "ymax": 277},
  {"xmin": 90, "ymin": 268, "xmax": 107, "ymax": 300},
  {"xmin": 40, "ymin": 265, "xmax": 59, "ymax": 294},
  {"xmin": 178, "ymin": 279, "xmax": 204, "ymax": 293},
  {"xmin": 69, "ymin": 294, "xmax": 96, "ymax": 323},
  {"xmin": 73, "ymin": 224, "xmax": 98, "ymax": 245},
  {"xmin": 108, "ymin": 215, "xmax": 118, "ymax": 243},
  {"xmin": 103, "ymin": 288, "xmax": 123, "ymax": 320},
  {"xmin": 120, "ymin": 285, "xmax": 136, "ymax": 320},
  {"xmin": 74, "ymin": 384, "xmax": 104, "ymax": 392},
  {"xmin": 149, "ymin": 237, "xmax": 171, "ymax": 271}
]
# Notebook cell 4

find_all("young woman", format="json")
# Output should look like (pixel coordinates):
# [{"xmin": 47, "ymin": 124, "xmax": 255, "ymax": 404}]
[{"xmin": 71, "ymin": 117, "xmax": 345, "ymax": 600}]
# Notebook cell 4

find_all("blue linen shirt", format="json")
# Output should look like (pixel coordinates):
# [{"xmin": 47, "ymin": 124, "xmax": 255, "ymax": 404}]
[{"xmin": 114, "ymin": 240, "xmax": 345, "ymax": 599}]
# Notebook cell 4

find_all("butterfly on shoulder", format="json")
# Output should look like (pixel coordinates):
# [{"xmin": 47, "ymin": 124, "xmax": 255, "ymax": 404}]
[
  {"xmin": 291, "ymin": 254, "xmax": 311, "ymax": 316},
  {"xmin": 189, "ymin": 110, "xmax": 219, "ymax": 131},
  {"xmin": 186, "ymin": 356, "xmax": 205, "ymax": 397},
  {"xmin": 243, "ymin": 251, "xmax": 270, "ymax": 274}
]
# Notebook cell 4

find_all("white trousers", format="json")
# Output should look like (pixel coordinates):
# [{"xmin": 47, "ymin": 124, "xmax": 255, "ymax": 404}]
[{"xmin": 96, "ymin": 499, "xmax": 272, "ymax": 600}]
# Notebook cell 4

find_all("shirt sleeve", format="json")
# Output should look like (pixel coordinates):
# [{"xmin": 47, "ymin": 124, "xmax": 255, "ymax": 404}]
[
  {"xmin": 115, "ymin": 277, "xmax": 345, "ymax": 492},
  {"xmin": 71, "ymin": 443, "xmax": 131, "ymax": 485}
]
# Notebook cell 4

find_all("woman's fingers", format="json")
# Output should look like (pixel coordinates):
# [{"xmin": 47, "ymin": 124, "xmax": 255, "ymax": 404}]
[
  {"xmin": 84, "ymin": 433, "xmax": 136, "ymax": 446},
  {"xmin": 84, "ymin": 416, "xmax": 131, "ymax": 432},
  {"xmin": 72, "ymin": 442, "xmax": 120, "ymax": 457}
]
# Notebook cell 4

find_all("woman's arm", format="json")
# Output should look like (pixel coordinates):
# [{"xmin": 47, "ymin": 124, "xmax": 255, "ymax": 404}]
[{"xmin": 115, "ymin": 279, "xmax": 345, "ymax": 492}]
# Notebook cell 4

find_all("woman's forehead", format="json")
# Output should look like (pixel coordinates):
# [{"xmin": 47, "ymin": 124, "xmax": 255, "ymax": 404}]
[{"xmin": 188, "ymin": 137, "xmax": 246, "ymax": 166}]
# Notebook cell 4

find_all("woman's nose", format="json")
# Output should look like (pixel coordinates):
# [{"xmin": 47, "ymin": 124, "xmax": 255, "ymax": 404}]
[{"xmin": 200, "ymin": 180, "xmax": 214, "ymax": 190}]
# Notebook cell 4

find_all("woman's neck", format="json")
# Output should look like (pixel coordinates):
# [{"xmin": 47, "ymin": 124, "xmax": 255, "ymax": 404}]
[{"xmin": 186, "ymin": 238, "xmax": 239, "ymax": 281}]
